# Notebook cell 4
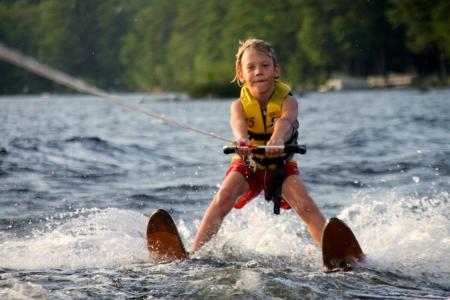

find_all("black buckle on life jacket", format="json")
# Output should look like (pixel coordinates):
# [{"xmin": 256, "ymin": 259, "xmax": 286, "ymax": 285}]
[{"xmin": 248, "ymin": 131, "xmax": 271, "ymax": 141}]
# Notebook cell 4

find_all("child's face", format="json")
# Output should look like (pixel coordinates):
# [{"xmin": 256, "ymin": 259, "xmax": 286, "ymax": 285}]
[{"xmin": 238, "ymin": 48, "xmax": 280, "ymax": 98}]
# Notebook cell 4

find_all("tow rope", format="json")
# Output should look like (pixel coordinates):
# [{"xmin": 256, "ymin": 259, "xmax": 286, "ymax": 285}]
[
  {"xmin": 1, "ymin": 42, "xmax": 309, "ymax": 216},
  {"xmin": 0, "ymin": 42, "xmax": 232, "ymax": 144}
]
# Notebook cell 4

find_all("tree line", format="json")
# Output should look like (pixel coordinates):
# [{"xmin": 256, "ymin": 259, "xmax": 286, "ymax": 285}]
[{"xmin": 0, "ymin": 0, "xmax": 449, "ymax": 96}]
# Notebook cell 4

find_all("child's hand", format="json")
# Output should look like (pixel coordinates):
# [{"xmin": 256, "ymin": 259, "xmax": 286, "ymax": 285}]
[
  {"xmin": 266, "ymin": 138, "xmax": 284, "ymax": 158},
  {"xmin": 235, "ymin": 139, "xmax": 253, "ymax": 157}
]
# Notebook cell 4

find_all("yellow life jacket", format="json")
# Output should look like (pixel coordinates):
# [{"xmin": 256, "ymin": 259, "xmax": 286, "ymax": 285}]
[{"xmin": 235, "ymin": 80, "xmax": 298, "ymax": 170}]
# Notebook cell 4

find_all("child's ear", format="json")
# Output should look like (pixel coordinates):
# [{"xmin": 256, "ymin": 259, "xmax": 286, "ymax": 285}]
[
  {"xmin": 237, "ymin": 68, "xmax": 245, "ymax": 83},
  {"xmin": 274, "ymin": 64, "xmax": 281, "ymax": 79}
]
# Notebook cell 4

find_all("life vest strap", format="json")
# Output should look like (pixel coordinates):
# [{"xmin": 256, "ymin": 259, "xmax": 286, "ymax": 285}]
[
  {"xmin": 252, "ymin": 156, "xmax": 288, "ymax": 166},
  {"xmin": 266, "ymin": 162, "xmax": 286, "ymax": 215},
  {"xmin": 248, "ymin": 131, "xmax": 271, "ymax": 141}
]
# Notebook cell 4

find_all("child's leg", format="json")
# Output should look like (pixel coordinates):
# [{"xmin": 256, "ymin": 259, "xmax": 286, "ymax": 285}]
[
  {"xmin": 282, "ymin": 175, "xmax": 326, "ymax": 247},
  {"xmin": 190, "ymin": 171, "xmax": 249, "ymax": 254}
]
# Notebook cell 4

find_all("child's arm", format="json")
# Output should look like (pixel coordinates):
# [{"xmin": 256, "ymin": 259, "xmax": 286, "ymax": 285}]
[
  {"xmin": 230, "ymin": 99, "xmax": 252, "ymax": 156},
  {"xmin": 266, "ymin": 95, "xmax": 298, "ymax": 157}
]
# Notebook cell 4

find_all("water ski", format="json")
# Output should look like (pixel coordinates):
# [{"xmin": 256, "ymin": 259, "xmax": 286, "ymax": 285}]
[
  {"xmin": 322, "ymin": 217, "xmax": 365, "ymax": 272},
  {"xmin": 146, "ymin": 209, "xmax": 187, "ymax": 262}
]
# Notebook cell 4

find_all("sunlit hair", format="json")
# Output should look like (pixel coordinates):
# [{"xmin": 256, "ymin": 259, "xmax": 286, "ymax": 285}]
[{"xmin": 232, "ymin": 38, "xmax": 279, "ymax": 86}]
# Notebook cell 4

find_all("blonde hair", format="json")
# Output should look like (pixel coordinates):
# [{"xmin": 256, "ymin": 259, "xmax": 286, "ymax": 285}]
[{"xmin": 232, "ymin": 38, "xmax": 279, "ymax": 86}]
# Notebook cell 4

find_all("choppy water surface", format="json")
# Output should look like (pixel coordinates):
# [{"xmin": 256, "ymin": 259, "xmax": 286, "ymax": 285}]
[{"xmin": 0, "ymin": 89, "xmax": 449, "ymax": 299}]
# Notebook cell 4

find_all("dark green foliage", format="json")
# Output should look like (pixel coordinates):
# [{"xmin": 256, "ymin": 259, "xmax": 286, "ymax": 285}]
[
  {"xmin": 0, "ymin": 0, "xmax": 448, "ymax": 96},
  {"xmin": 388, "ymin": 0, "xmax": 450, "ymax": 78}
]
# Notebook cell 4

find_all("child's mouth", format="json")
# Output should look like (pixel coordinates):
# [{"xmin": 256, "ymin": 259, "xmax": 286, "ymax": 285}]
[{"xmin": 253, "ymin": 79, "xmax": 267, "ymax": 84}]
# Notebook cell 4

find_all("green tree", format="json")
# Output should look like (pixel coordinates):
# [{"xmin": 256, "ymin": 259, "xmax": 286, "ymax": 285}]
[
  {"xmin": 363, "ymin": 0, "xmax": 408, "ymax": 75},
  {"xmin": 0, "ymin": 0, "xmax": 447, "ymax": 95},
  {"xmin": 94, "ymin": 1, "xmax": 133, "ymax": 90},
  {"xmin": 166, "ymin": 0, "xmax": 203, "ymax": 92},
  {"xmin": 295, "ymin": 1, "xmax": 374, "ymax": 78},
  {"xmin": 388, "ymin": 0, "xmax": 449, "ymax": 77},
  {"xmin": 36, "ymin": 0, "xmax": 103, "ymax": 86},
  {"xmin": 431, "ymin": 0, "xmax": 450, "ymax": 58},
  {"xmin": 120, "ymin": 0, "xmax": 177, "ymax": 91},
  {"xmin": 191, "ymin": 1, "xmax": 234, "ymax": 96},
  {"xmin": 219, "ymin": 0, "xmax": 302, "ymax": 89},
  {"xmin": 0, "ymin": 0, "xmax": 47, "ymax": 93}
]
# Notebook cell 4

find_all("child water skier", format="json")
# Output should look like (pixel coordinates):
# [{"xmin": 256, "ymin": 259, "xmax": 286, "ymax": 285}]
[{"xmin": 190, "ymin": 39, "xmax": 326, "ymax": 254}]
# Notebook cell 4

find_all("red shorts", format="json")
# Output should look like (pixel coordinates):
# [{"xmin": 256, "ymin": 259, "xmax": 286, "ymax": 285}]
[{"xmin": 226, "ymin": 158, "xmax": 300, "ymax": 210}]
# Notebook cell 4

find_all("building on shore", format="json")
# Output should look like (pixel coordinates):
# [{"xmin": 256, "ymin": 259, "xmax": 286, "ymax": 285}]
[{"xmin": 319, "ymin": 73, "xmax": 417, "ymax": 92}]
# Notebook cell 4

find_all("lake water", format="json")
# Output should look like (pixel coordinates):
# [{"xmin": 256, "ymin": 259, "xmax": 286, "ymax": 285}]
[{"xmin": 0, "ymin": 88, "xmax": 449, "ymax": 299}]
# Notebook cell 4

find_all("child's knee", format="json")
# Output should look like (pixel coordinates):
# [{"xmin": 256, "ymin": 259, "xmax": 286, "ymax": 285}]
[
  {"xmin": 212, "ymin": 188, "xmax": 236, "ymax": 214},
  {"xmin": 294, "ymin": 198, "xmax": 320, "ymax": 220}
]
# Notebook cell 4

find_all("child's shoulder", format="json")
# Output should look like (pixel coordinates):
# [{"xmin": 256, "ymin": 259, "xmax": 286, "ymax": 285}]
[
  {"xmin": 282, "ymin": 94, "xmax": 298, "ymax": 111},
  {"xmin": 230, "ymin": 98, "xmax": 245, "ymax": 113},
  {"xmin": 231, "ymin": 98, "xmax": 242, "ymax": 106},
  {"xmin": 285, "ymin": 94, "xmax": 298, "ymax": 102}
]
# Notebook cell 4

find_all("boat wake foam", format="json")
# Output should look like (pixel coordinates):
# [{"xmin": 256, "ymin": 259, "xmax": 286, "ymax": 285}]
[
  {"xmin": 0, "ymin": 208, "xmax": 148, "ymax": 269},
  {"xmin": 0, "ymin": 191, "xmax": 448, "ymax": 289}
]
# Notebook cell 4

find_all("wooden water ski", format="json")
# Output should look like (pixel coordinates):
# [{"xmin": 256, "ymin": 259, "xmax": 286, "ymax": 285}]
[
  {"xmin": 146, "ymin": 209, "xmax": 187, "ymax": 262},
  {"xmin": 322, "ymin": 217, "xmax": 365, "ymax": 272}
]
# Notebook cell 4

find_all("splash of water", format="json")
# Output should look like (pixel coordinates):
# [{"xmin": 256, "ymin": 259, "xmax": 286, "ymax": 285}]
[
  {"xmin": 188, "ymin": 192, "xmax": 450, "ymax": 287},
  {"xmin": 340, "ymin": 191, "xmax": 450, "ymax": 287},
  {"xmin": 0, "ymin": 208, "xmax": 148, "ymax": 269},
  {"xmin": 1, "ymin": 191, "xmax": 448, "ymax": 291},
  {"xmin": 188, "ymin": 200, "xmax": 321, "ymax": 270}
]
